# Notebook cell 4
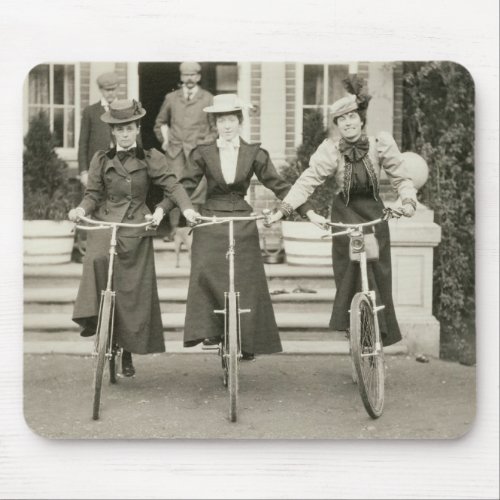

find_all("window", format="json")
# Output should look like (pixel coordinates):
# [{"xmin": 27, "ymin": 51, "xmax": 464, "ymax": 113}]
[
  {"xmin": 302, "ymin": 64, "xmax": 351, "ymax": 129},
  {"xmin": 27, "ymin": 63, "xmax": 78, "ymax": 149}
]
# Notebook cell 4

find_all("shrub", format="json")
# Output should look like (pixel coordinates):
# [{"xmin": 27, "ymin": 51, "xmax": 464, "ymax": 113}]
[
  {"xmin": 23, "ymin": 111, "xmax": 72, "ymax": 220},
  {"xmin": 279, "ymin": 109, "xmax": 335, "ymax": 219},
  {"xmin": 402, "ymin": 61, "xmax": 475, "ymax": 363}
]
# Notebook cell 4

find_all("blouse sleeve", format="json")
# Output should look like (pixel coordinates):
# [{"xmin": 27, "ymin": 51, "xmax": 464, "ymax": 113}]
[
  {"xmin": 147, "ymin": 149, "xmax": 193, "ymax": 213},
  {"xmin": 78, "ymin": 152, "xmax": 105, "ymax": 215},
  {"xmin": 376, "ymin": 132, "xmax": 417, "ymax": 203},
  {"xmin": 283, "ymin": 138, "xmax": 339, "ymax": 210}
]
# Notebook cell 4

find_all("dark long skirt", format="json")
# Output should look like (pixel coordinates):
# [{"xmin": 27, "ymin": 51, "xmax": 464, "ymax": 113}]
[
  {"xmin": 329, "ymin": 193, "xmax": 402, "ymax": 346},
  {"xmin": 72, "ymin": 230, "xmax": 165, "ymax": 354},
  {"xmin": 184, "ymin": 208, "xmax": 282, "ymax": 354}
]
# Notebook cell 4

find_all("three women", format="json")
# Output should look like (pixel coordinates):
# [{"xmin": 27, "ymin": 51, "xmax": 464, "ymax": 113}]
[{"xmin": 70, "ymin": 77, "xmax": 418, "ymax": 371}]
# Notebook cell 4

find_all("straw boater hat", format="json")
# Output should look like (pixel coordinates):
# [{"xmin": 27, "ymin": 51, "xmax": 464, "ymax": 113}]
[
  {"xmin": 100, "ymin": 99, "xmax": 146, "ymax": 124},
  {"xmin": 203, "ymin": 94, "xmax": 250, "ymax": 113}
]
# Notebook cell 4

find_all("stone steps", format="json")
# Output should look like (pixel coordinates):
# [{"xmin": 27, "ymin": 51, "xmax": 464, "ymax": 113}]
[
  {"xmin": 23, "ymin": 312, "xmax": 336, "ymax": 332},
  {"xmin": 24, "ymin": 287, "xmax": 336, "ymax": 314}
]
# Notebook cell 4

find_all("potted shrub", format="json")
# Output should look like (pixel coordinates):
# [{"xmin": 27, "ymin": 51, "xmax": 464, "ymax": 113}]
[
  {"xmin": 23, "ymin": 112, "xmax": 74, "ymax": 264},
  {"xmin": 279, "ymin": 110, "xmax": 335, "ymax": 266}
]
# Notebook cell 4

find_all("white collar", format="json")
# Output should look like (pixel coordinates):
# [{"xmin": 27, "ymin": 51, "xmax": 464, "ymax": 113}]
[
  {"xmin": 183, "ymin": 85, "xmax": 199, "ymax": 98},
  {"xmin": 101, "ymin": 97, "xmax": 115, "ymax": 108},
  {"xmin": 116, "ymin": 142, "xmax": 137, "ymax": 152},
  {"xmin": 217, "ymin": 136, "xmax": 240, "ymax": 149}
]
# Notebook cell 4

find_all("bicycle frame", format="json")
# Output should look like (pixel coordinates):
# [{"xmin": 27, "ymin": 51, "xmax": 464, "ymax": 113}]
[
  {"xmin": 320, "ymin": 207, "xmax": 402, "ymax": 418},
  {"xmin": 322, "ymin": 208, "xmax": 401, "ymax": 355},
  {"xmin": 75, "ymin": 214, "xmax": 153, "ymax": 419},
  {"xmin": 192, "ymin": 212, "xmax": 268, "ymax": 421}
]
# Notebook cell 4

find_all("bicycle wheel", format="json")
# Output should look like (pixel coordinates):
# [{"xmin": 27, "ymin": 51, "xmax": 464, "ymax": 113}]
[
  {"xmin": 227, "ymin": 293, "xmax": 239, "ymax": 422},
  {"xmin": 349, "ymin": 292, "xmax": 384, "ymax": 418},
  {"xmin": 92, "ymin": 291, "xmax": 113, "ymax": 420}
]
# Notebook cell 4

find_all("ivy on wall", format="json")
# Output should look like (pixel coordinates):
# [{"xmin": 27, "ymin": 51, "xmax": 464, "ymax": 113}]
[{"xmin": 403, "ymin": 61, "xmax": 475, "ymax": 362}]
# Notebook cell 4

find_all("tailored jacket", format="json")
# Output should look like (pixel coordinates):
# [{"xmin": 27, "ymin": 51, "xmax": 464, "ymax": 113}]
[
  {"xmin": 78, "ymin": 102, "xmax": 114, "ymax": 173},
  {"xmin": 153, "ymin": 88, "xmax": 216, "ymax": 159},
  {"xmin": 163, "ymin": 138, "xmax": 312, "ymax": 216},
  {"xmin": 78, "ymin": 147, "xmax": 193, "ymax": 237},
  {"xmin": 284, "ymin": 132, "xmax": 417, "ymax": 210}
]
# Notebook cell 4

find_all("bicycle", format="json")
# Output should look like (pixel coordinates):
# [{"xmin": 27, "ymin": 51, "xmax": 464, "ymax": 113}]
[
  {"xmin": 74, "ymin": 214, "xmax": 154, "ymax": 420},
  {"xmin": 322, "ymin": 207, "xmax": 403, "ymax": 419},
  {"xmin": 191, "ymin": 210, "xmax": 271, "ymax": 422}
]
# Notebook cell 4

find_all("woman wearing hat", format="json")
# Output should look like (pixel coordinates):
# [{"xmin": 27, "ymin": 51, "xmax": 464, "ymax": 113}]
[
  {"xmin": 68, "ymin": 99, "xmax": 198, "ymax": 376},
  {"xmin": 268, "ymin": 76, "xmax": 417, "ymax": 347},
  {"xmin": 175, "ymin": 94, "xmax": 311, "ymax": 359}
]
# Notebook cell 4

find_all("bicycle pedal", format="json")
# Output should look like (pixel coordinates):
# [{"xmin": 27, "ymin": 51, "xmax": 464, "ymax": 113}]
[
  {"xmin": 201, "ymin": 345, "xmax": 220, "ymax": 351},
  {"xmin": 239, "ymin": 308, "xmax": 251, "ymax": 314}
]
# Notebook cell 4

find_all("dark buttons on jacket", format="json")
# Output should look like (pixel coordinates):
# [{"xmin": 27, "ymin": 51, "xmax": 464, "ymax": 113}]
[{"xmin": 127, "ymin": 195, "xmax": 132, "ymax": 200}]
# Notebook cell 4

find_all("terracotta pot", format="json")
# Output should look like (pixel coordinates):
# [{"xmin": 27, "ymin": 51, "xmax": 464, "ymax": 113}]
[{"xmin": 24, "ymin": 220, "xmax": 75, "ymax": 265}]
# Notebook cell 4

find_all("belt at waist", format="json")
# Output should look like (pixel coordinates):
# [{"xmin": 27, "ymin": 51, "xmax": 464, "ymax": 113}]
[{"xmin": 208, "ymin": 192, "xmax": 245, "ymax": 200}]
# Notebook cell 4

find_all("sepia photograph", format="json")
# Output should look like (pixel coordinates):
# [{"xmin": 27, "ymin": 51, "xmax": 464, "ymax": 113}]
[{"xmin": 22, "ymin": 60, "xmax": 475, "ymax": 439}]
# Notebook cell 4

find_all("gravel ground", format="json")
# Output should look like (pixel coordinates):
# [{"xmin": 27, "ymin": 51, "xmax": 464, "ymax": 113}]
[{"xmin": 23, "ymin": 353, "xmax": 475, "ymax": 439}]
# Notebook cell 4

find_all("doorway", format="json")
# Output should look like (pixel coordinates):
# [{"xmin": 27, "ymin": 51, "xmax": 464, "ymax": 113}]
[
  {"xmin": 138, "ymin": 62, "xmax": 238, "ymax": 232},
  {"xmin": 138, "ymin": 62, "xmax": 238, "ymax": 150}
]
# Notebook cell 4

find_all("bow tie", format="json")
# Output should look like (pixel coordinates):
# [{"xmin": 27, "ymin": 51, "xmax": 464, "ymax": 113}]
[
  {"xmin": 339, "ymin": 135, "xmax": 370, "ymax": 162},
  {"xmin": 117, "ymin": 148, "xmax": 136, "ymax": 162}
]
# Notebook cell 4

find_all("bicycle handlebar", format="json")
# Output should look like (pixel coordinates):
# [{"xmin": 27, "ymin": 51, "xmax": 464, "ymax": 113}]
[
  {"xmin": 75, "ymin": 214, "xmax": 154, "ymax": 231},
  {"xmin": 321, "ymin": 208, "xmax": 404, "ymax": 239},
  {"xmin": 191, "ymin": 211, "xmax": 271, "ymax": 229}
]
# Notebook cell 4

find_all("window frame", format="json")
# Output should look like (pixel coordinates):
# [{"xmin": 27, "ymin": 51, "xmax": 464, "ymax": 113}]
[
  {"xmin": 295, "ymin": 62, "xmax": 358, "ymax": 147},
  {"xmin": 23, "ymin": 63, "xmax": 81, "ymax": 161}
]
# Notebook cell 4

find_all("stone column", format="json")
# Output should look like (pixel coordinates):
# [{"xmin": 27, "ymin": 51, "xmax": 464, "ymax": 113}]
[{"xmin": 386, "ymin": 201, "xmax": 442, "ymax": 356}]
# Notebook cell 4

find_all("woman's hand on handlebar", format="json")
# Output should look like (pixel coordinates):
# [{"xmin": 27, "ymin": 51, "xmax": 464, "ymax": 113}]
[
  {"xmin": 147, "ymin": 207, "xmax": 165, "ymax": 228},
  {"xmin": 400, "ymin": 200, "xmax": 416, "ymax": 218},
  {"xmin": 68, "ymin": 207, "xmax": 85, "ymax": 222},
  {"xmin": 264, "ymin": 209, "xmax": 284, "ymax": 227},
  {"xmin": 183, "ymin": 208, "xmax": 201, "ymax": 225},
  {"xmin": 307, "ymin": 210, "xmax": 329, "ymax": 229}
]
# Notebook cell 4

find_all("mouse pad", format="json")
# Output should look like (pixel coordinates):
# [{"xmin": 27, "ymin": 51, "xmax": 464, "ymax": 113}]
[{"xmin": 22, "ymin": 60, "xmax": 475, "ymax": 438}]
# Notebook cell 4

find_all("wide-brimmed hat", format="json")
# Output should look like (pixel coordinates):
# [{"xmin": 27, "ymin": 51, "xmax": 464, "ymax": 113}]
[
  {"xmin": 96, "ymin": 72, "xmax": 119, "ymax": 90},
  {"xmin": 100, "ymin": 99, "xmax": 146, "ymax": 124},
  {"xmin": 179, "ymin": 62, "xmax": 201, "ymax": 74},
  {"xmin": 203, "ymin": 94, "xmax": 249, "ymax": 114},
  {"xmin": 330, "ymin": 94, "xmax": 358, "ymax": 119}
]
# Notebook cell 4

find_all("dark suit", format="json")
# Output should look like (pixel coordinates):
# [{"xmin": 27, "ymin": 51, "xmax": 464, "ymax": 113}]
[
  {"xmin": 78, "ymin": 102, "xmax": 113, "ymax": 173},
  {"xmin": 153, "ymin": 87, "xmax": 215, "ymax": 160}
]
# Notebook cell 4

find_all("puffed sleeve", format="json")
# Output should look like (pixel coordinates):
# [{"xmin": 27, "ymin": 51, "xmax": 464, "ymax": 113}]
[
  {"xmin": 282, "ymin": 138, "xmax": 339, "ymax": 210},
  {"xmin": 78, "ymin": 151, "xmax": 106, "ymax": 215},
  {"xmin": 146, "ymin": 149, "xmax": 193, "ymax": 213},
  {"xmin": 376, "ymin": 132, "xmax": 417, "ymax": 203},
  {"xmin": 253, "ymin": 148, "xmax": 313, "ymax": 216}
]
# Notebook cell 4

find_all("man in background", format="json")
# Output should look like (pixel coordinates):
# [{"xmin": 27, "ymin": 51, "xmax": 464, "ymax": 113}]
[
  {"xmin": 73, "ymin": 72, "xmax": 119, "ymax": 262},
  {"xmin": 154, "ymin": 62, "xmax": 215, "ymax": 240}
]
